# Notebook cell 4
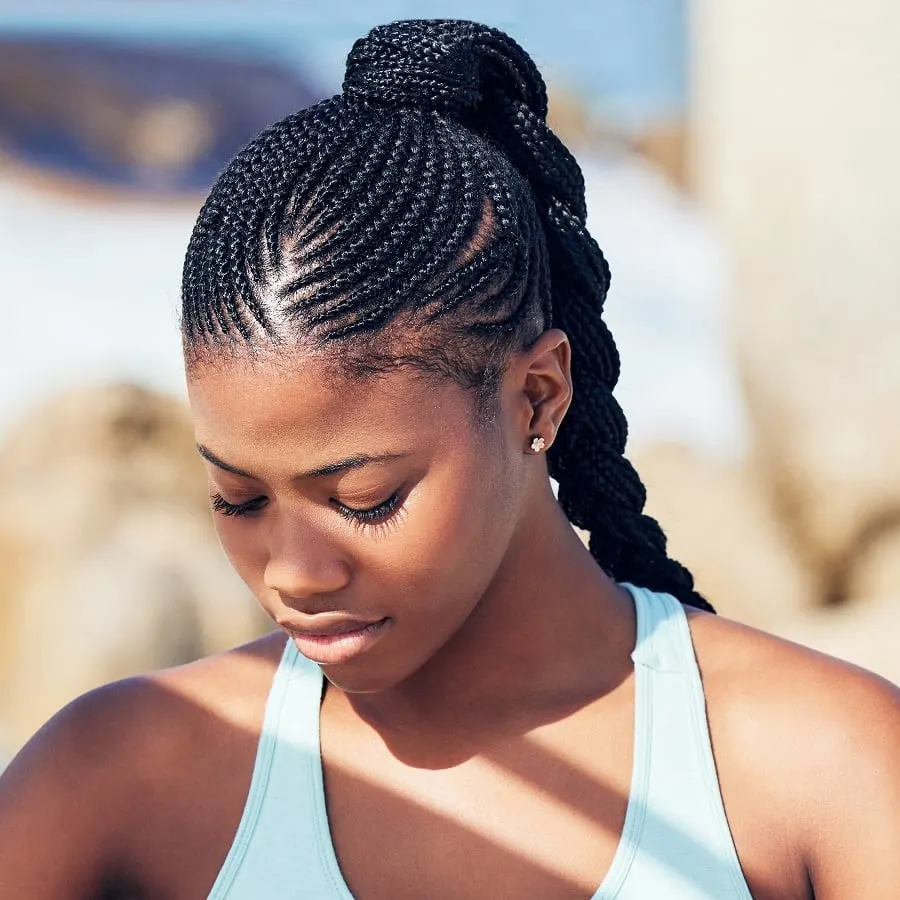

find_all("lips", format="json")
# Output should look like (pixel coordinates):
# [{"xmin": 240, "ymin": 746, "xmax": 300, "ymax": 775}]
[
  {"xmin": 280, "ymin": 614, "xmax": 387, "ymax": 638},
  {"xmin": 280, "ymin": 614, "xmax": 391, "ymax": 665}
]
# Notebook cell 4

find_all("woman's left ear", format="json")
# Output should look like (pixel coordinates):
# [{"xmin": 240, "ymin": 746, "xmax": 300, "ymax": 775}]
[{"xmin": 515, "ymin": 329, "xmax": 572, "ymax": 453}]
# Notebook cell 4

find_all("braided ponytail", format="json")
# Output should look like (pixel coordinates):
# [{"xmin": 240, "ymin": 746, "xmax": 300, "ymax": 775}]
[{"xmin": 182, "ymin": 19, "xmax": 712, "ymax": 611}]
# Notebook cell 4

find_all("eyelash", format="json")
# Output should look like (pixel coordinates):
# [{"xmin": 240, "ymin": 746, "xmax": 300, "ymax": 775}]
[
  {"xmin": 210, "ymin": 493, "xmax": 267, "ymax": 518},
  {"xmin": 333, "ymin": 491, "xmax": 402, "ymax": 527},
  {"xmin": 209, "ymin": 491, "xmax": 403, "ymax": 528}
]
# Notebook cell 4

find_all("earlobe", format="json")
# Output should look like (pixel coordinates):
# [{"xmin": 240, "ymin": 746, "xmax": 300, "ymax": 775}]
[{"xmin": 520, "ymin": 328, "xmax": 572, "ymax": 452}]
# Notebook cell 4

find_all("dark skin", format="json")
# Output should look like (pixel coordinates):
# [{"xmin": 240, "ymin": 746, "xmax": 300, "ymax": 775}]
[{"xmin": 0, "ymin": 330, "xmax": 898, "ymax": 899}]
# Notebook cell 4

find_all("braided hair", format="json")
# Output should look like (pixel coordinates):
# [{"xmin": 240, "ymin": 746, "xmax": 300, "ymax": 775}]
[{"xmin": 181, "ymin": 19, "xmax": 713, "ymax": 611}]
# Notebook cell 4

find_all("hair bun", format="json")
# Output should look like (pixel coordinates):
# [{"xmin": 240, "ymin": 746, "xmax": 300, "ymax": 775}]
[
  {"xmin": 343, "ymin": 19, "xmax": 546, "ymax": 122},
  {"xmin": 343, "ymin": 20, "xmax": 482, "ymax": 116}
]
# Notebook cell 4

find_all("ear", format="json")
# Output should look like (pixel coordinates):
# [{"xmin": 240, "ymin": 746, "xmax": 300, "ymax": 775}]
[{"xmin": 507, "ymin": 328, "xmax": 572, "ymax": 453}]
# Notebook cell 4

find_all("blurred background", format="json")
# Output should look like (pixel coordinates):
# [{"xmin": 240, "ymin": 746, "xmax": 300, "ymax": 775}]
[{"xmin": 1, "ymin": 0, "xmax": 898, "ymax": 763}]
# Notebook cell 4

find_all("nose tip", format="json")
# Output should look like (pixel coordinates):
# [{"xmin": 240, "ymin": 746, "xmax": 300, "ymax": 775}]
[{"xmin": 263, "ymin": 559, "xmax": 351, "ymax": 606}]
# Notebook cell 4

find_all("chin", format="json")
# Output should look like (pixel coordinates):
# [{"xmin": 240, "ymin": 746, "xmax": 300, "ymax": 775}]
[
  {"xmin": 319, "ymin": 655, "xmax": 418, "ymax": 695},
  {"xmin": 321, "ymin": 669, "xmax": 404, "ymax": 696},
  {"xmin": 317, "ymin": 614, "xmax": 476, "ymax": 694}
]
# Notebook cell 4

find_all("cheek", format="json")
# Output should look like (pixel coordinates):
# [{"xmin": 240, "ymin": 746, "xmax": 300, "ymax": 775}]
[
  {"xmin": 207, "ymin": 440, "xmax": 522, "ymax": 628},
  {"xmin": 214, "ymin": 518, "xmax": 269, "ymax": 593},
  {"xmin": 364, "ymin": 445, "xmax": 521, "ymax": 618}
]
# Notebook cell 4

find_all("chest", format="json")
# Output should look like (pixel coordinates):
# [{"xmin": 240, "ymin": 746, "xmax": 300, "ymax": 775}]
[{"xmin": 321, "ymin": 700, "xmax": 635, "ymax": 900}]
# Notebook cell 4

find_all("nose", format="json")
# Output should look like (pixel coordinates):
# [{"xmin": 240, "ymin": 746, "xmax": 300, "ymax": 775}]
[{"xmin": 263, "ymin": 513, "xmax": 351, "ymax": 607}]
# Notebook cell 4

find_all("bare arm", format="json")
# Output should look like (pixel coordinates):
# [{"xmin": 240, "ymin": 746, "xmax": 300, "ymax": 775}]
[
  {"xmin": 0, "ymin": 683, "xmax": 147, "ymax": 899},
  {"xmin": 803, "ymin": 668, "xmax": 900, "ymax": 898}
]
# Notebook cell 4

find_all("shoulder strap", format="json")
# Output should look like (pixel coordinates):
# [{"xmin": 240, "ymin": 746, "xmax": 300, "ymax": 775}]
[
  {"xmin": 207, "ymin": 643, "xmax": 352, "ymax": 899},
  {"xmin": 610, "ymin": 584, "xmax": 753, "ymax": 900}
]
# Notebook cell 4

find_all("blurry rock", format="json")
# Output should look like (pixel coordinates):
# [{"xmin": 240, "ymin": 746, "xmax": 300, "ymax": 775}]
[
  {"xmin": 634, "ymin": 442, "xmax": 899, "ymax": 683},
  {"xmin": 630, "ymin": 119, "xmax": 687, "ymax": 189},
  {"xmin": 0, "ymin": 383, "xmax": 270, "ymax": 750},
  {"xmin": 775, "ymin": 594, "xmax": 900, "ymax": 687},
  {"xmin": 690, "ymin": 0, "xmax": 900, "ymax": 601},
  {"xmin": 0, "ymin": 531, "xmax": 28, "ymax": 698},
  {"xmin": 634, "ymin": 443, "xmax": 817, "ymax": 628},
  {"xmin": 843, "ymin": 523, "xmax": 900, "ymax": 605},
  {"xmin": 740, "ymin": 358, "xmax": 900, "ymax": 606}
]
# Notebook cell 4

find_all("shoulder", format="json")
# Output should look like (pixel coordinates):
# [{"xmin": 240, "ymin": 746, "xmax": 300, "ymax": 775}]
[
  {"xmin": 29, "ymin": 630, "xmax": 285, "ymax": 772},
  {"xmin": 148, "ymin": 629, "xmax": 287, "ymax": 741},
  {"xmin": 0, "ymin": 633, "xmax": 286, "ymax": 896},
  {"xmin": 686, "ymin": 608, "xmax": 900, "ymax": 892},
  {"xmin": 686, "ymin": 607, "xmax": 900, "ymax": 761}
]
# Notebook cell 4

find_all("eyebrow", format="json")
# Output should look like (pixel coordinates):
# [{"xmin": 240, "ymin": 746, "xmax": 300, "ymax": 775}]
[{"xmin": 196, "ymin": 444, "xmax": 409, "ymax": 480}]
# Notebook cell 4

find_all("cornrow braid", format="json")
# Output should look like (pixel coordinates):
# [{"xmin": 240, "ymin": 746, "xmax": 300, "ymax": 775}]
[{"xmin": 181, "ymin": 18, "xmax": 713, "ymax": 612}]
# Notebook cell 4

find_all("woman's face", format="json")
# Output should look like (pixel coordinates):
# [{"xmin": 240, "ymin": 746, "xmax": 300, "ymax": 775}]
[{"xmin": 186, "ymin": 350, "xmax": 534, "ymax": 693}]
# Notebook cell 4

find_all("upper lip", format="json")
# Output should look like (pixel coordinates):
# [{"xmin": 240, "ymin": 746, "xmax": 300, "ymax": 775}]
[{"xmin": 279, "ymin": 614, "xmax": 386, "ymax": 637}]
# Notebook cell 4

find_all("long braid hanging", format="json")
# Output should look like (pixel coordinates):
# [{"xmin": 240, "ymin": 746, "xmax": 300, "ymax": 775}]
[
  {"xmin": 348, "ymin": 21, "xmax": 712, "ymax": 611},
  {"xmin": 510, "ymin": 67, "xmax": 713, "ymax": 609},
  {"xmin": 181, "ymin": 19, "xmax": 712, "ymax": 611}
]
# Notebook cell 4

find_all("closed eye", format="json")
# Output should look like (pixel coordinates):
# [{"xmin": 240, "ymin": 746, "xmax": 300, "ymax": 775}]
[
  {"xmin": 211, "ymin": 493, "xmax": 268, "ymax": 517},
  {"xmin": 210, "ymin": 490, "xmax": 404, "ymax": 526},
  {"xmin": 332, "ymin": 491, "xmax": 402, "ymax": 527}
]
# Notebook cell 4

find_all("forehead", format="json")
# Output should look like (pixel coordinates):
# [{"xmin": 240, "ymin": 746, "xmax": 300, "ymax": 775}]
[{"xmin": 186, "ymin": 350, "xmax": 474, "ymax": 465}]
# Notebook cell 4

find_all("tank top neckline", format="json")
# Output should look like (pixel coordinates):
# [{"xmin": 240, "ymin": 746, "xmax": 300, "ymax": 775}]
[{"xmin": 208, "ymin": 584, "xmax": 752, "ymax": 900}]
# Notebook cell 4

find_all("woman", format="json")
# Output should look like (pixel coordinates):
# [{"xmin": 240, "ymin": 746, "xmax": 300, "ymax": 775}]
[{"xmin": 0, "ymin": 20, "xmax": 897, "ymax": 900}]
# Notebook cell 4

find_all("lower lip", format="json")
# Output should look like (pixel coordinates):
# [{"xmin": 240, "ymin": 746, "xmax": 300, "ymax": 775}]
[{"xmin": 288, "ymin": 618, "xmax": 390, "ymax": 665}]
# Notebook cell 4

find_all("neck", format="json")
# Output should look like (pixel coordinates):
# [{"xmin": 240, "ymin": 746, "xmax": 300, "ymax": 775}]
[{"xmin": 338, "ymin": 497, "xmax": 637, "ymax": 764}]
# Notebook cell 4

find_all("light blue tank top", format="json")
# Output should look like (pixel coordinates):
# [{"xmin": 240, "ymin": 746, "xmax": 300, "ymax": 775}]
[{"xmin": 208, "ymin": 584, "xmax": 753, "ymax": 899}]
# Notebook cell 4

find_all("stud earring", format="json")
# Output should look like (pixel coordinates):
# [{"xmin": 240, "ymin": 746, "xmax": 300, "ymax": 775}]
[{"xmin": 530, "ymin": 436, "xmax": 546, "ymax": 453}]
